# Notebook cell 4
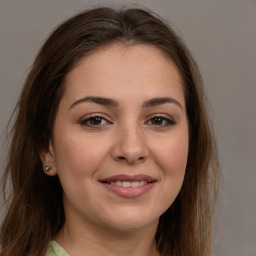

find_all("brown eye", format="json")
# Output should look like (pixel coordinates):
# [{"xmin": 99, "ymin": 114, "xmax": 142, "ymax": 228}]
[
  {"xmin": 89, "ymin": 117, "xmax": 104, "ymax": 125},
  {"xmin": 148, "ymin": 116, "xmax": 176, "ymax": 127},
  {"xmin": 80, "ymin": 116, "xmax": 108, "ymax": 127},
  {"xmin": 151, "ymin": 117, "xmax": 164, "ymax": 125}
]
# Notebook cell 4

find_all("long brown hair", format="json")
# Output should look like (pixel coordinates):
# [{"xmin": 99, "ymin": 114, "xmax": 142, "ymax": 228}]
[{"xmin": 0, "ymin": 6, "xmax": 219, "ymax": 256}]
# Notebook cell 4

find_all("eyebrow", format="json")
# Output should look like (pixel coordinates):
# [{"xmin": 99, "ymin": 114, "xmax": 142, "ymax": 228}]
[
  {"xmin": 69, "ymin": 96, "xmax": 118, "ymax": 110},
  {"xmin": 142, "ymin": 97, "xmax": 183, "ymax": 109},
  {"xmin": 69, "ymin": 96, "xmax": 183, "ymax": 110}
]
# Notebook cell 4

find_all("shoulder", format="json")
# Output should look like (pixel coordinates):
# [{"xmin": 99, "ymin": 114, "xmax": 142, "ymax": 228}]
[{"xmin": 46, "ymin": 241, "xmax": 69, "ymax": 256}]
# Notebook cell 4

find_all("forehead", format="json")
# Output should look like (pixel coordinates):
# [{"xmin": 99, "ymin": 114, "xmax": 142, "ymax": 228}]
[{"xmin": 63, "ymin": 44, "xmax": 185, "ymax": 106}]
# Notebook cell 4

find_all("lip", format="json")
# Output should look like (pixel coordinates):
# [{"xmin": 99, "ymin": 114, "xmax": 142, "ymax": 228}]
[
  {"xmin": 99, "ymin": 174, "xmax": 157, "ymax": 198},
  {"xmin": 99, "ymin": 174, "xmax": 156, "ymax": 183}
]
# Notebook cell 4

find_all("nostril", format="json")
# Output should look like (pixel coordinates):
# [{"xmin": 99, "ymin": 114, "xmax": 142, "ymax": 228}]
[{"xmin": 117, "ymin": 156, "xmax": 145, "ymax": 162}]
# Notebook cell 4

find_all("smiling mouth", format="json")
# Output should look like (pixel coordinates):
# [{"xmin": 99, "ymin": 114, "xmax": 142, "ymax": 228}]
[
  {"xmin": 101, "ymin": 180, "xmax": 153, "ymax": 187},
  {"xmin": 99, "ymin": 174, "xmax": 156, "ymax": 197}
]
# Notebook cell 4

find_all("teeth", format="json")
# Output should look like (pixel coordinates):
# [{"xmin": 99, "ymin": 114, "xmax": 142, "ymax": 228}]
[
  {"xmin": 131, "ymin": 181, "xmax": 139, "ymax": 187},
  {"xmin": 116, "ymin": 181, "xmax": 122, "ymax": 186},
  {"xmin": 123, "ymin": 181, "xmax": 130, "ymax": 187},
  {"xmin": 108, "ymin": 181, "xmax": 148, "ymax": 187},
  {"xmin": 139, "ymin": 181, "xmax": 145, "ymax": 186}
]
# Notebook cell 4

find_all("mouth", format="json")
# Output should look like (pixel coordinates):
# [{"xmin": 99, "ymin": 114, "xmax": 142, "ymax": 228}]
[
  {"xmin": 99, "ymin": 174, "xmax": 157, "ymax": 198},
  {"xmin": 101, "ymin": 180, "xmax": 151, "ymax": 187}
]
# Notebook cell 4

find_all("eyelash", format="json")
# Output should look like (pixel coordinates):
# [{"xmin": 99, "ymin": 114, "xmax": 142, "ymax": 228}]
[
  {"xmin": 79, "ymin": 114, "xmax": 110, "ymax": 127},
  {"xmin": 146, "ymin": 116, "xmax": 176, "ymax": 127},
  {"xmin": 79, "ymin": 114, "xmax": 176, "ymax": 128}
]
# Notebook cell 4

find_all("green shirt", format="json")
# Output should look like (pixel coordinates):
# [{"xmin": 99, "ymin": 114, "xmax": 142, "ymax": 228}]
[{"xmin": 46, "ymin": 241, "xmax": 69, "ymax": 256}]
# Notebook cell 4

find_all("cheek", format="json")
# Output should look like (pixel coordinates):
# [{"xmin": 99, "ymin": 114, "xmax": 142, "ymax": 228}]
[
  {"xmin": 53, "ymin": 132, "xmax": 111, "ymax": 178},
  {"xmin": 153, "ymin": 132, "xmax": 188, "ymax": 196},
  {"xmin": 156, "ymin": 133, "xmax": 188, "ymax": 173}
]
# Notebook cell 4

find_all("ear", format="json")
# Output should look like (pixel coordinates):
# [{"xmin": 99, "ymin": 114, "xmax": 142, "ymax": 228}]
[{"xmin": 40, "ymin": 139, "xmax": 57, "ymax": 176}]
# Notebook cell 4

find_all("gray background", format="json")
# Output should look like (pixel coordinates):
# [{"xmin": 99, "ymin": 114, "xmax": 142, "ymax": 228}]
[{"xmin": 0, "ymin": 0, "xmax": 255, "ymax": 255}]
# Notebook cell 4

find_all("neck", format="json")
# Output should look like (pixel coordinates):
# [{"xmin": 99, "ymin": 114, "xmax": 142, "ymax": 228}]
[{"xmin": 55, "ymin": 216, "xmax": 160, "ymax": 256}]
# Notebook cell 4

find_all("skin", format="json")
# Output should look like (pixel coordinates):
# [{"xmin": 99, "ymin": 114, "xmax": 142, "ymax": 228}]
[{"xmin": 41, "ymin": 44, "xmax": 189, "ymax": 256}]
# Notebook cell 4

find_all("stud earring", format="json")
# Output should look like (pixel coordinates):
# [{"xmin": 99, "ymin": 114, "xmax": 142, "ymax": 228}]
[{"xmin": 44, "ymin": 166, "xmax": 51, "ymax": 172}]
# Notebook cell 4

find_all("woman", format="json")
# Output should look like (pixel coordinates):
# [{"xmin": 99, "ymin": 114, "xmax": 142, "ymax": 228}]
[{"xmin": 0, "ymin": 6, "xmax": 219, "ymax": 256}]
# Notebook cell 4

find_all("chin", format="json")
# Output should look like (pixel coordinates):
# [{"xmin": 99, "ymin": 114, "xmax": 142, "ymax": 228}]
[{"xmin": 98, "ymin": 210, "xmax": 160, "ymax": 232}]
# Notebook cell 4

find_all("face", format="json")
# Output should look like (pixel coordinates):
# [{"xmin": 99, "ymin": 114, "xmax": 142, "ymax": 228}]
[{"xmin": 42, "ymin": 44, "xmax": 189, "ymax": 232}]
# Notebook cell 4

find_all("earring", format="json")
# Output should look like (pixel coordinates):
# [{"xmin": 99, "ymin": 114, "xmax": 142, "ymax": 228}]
[{"xmin": 44, "ymin": 166, "xmax": 51, "ymax": 172}]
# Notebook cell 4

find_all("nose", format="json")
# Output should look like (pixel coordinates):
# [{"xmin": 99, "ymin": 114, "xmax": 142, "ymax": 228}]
[{"xmin": 111, "ymin": 124, "xmax": 149, "ymax": 165}]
